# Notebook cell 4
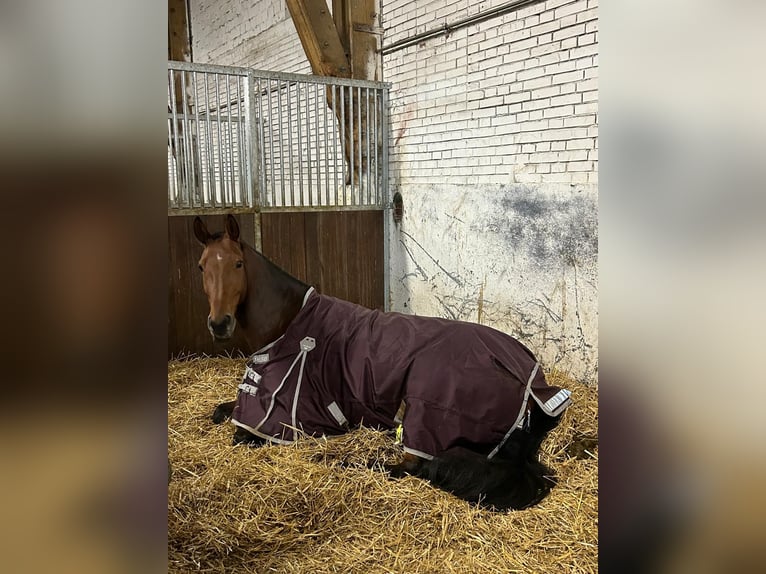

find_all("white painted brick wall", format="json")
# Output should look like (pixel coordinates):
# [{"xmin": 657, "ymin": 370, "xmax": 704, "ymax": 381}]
[
  {"xmin": 189, "ymin": 0, "xmax": 310, "ymax": 73},
  {"xmin": 383, "ymin": 0, "xmax": 598, "ymax": 186}
]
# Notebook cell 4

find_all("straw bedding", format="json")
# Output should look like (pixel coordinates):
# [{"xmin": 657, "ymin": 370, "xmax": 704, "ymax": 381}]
[{"xmin": 168, "ymin": 357, "xmax": 598, "ymax": 573}]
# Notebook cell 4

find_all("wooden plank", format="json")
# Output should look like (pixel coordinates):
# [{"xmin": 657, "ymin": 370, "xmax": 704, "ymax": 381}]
[
  {"xmin": 285, "ymin": 0, "xmax": 350, "ymax": 77},
  {"xmin": 316, "ymin": 211, "xmax": 348, "ymax": 301},
  {"xmin": 303, "ymin": 212, "xmax": 323, "ymax": 293}
]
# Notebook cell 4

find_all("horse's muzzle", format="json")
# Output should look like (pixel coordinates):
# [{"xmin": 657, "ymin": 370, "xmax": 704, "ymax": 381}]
[{"xmin": 208, "ymin": 314, "xmax": 236, "ymax": 340}]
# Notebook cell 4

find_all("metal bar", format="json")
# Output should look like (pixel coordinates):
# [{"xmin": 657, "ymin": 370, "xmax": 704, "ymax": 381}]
[
  {"xmin": 306, "ymin": 82, "xmax": 312, "ymax": 207},
  {"xmin": 357, "ymin": 86, "xmax": 362, "ymax": 206},
  {"xmin": 381, "ymin": 0, "xmax": 543, "ymax": 55},
  {"xmin": 168, "ymin": 69, "xmax": 183, "ymax": 208},
  {"xmin": 170, "ymin": 60, "xmax": 391, "ymax": 89},
  {"xmin": 260, "ymin": 205, "xmax": 383, "ymax": 213},
  {"xmin": 277, "ymin": 79, "xmax": 285, "ymax": 207},
  {"xmin": 381, "ymin": 86, "xmax": 391, "ymax": 310},
  {"xmin": 257, "ymin": 77, "xmax": 266, "ymax": 207},
  {"xmin": 243, "ymin": 74, "xmax": 254, "ymax": 209},
  {"xmin": 348, "ymin": 88, "xmax": 359, "ymax": 205},
  {"xmin": 373, "ymin": 88, "xmax": 379, "ymax": 205},
  {"xmin": 340, "ymin": 86, "xmax": 346, "ymax": 204},
  {"xmin": 192, "ymin": 72, "xmax": 204, "ymax": 208},
  {"xmin": 236, "ymin": 76, "xmax": 244, "ymax": 206},
  {"xmin": 267, "ymin": 78, "xmax": 275, "ymax": 207},
  {"xmin": 364, "ymin": 88, "xmax": 375, "ymax": 205},
  {"xmin": 166, "ymin": 118, "xmax": 175, "ymax": 208},
  {"xmin": 314, "ymin": 83, "xmax": 321, "ymax": 206},
  {"xmin": 287, "ymin": 82, "xmax": 295, "ymax": 207},
  {"xmin": 214, "ymin": 74, "xmax": 225, "ymax": 207},
  {"xmin": 332, "ymin": 84, "xmax": 339, "ymax": 206},
  {"xmin": 179, "ymin": 70, "xmax": 193, "ymax": 208},
  {"xmin": 203, "ymin": 72, "xmax": 216, "ymax": 208},
  {"xmin": 225, "ymin": 76, "xmax": 236, "ymax": 205},
  {"xmin": 296, "ymin": 82, "xmax": 303, "ymax": 206}
]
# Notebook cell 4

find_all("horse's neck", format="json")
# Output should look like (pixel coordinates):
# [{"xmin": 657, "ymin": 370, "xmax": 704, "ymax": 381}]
[{"xmin": 237, "ymin": 245, "xmax": 309, "ymax": 351}]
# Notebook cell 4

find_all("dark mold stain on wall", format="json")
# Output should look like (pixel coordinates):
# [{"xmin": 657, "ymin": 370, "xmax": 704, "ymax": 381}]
[{"xmin": 478, "ymin": 185, "xmax": 598, "ymax": 267}]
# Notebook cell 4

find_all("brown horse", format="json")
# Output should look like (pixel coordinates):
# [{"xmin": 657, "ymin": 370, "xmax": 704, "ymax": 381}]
[{"xmin": 193, "ymin": 215, "xmax": 570, "ymax": 510}]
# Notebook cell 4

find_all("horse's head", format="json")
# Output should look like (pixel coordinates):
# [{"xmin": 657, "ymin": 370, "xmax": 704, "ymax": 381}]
[{"xmin": 193, "ymin": 215, "xmax": 246, "ymax": 341}]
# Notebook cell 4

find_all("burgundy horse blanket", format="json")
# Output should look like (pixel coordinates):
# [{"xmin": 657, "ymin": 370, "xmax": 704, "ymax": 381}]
[{"xmin": 232, "ymin": 288, "xmax": 571, "ymax": 460}]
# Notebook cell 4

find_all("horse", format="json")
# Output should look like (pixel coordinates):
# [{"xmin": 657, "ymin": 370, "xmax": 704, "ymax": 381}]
[{"xmin": 193, "ymin": 215, "xmax": 571, "ymax": 510}]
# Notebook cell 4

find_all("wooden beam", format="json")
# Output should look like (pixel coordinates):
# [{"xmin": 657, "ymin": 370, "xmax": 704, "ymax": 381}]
[
  {"xmin": 285, "ymin": 0, "xmax": 350, "ymax": 77},
  {"xmin": 349, "ymin": 0, "xmax": 381, "ymax": 81},
  {"xmin": 332, "ymin": 0, "xmax": 351, "ymax": 57},
  {"xmin": 168, "ymin": 0, "xmax": 191, "ymax": 63}
]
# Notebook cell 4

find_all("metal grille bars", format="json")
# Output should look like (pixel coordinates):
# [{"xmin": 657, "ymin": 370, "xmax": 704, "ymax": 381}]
[{"xmin": 167, "ymin": 61, "xmax": 390, "ymax": 213}]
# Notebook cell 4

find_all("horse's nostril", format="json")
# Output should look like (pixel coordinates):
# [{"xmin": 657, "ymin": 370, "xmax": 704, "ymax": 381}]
[{"xmin": 209, "ymin": 315, "xmax": 232, "ymax": 333}]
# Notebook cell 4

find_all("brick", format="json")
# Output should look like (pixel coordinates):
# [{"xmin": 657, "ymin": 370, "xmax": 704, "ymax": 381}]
[
  {"xmin": 523, "ymin": 76, "xmax": 552, "ymax": 90},
  {"xmin": 581, "ymin": 90, "xmax": 598, "ymax": 102},
  {"xmin": 517, "ymin": 119, "xmax": 550, "ymax": 132},
  {"xmin": 577, "ymin": 78, "xmax": 598, "ymax": 91},
  {"xmin": 548, "ymin": 118, "xmax": 564, "ymax": 129},
  {"xmin": 544, "ymin": 105, "xmax": 575, "ymax": 118},
  {"xmin": 566, "ymin": 138, "xmax": 595, "ymax": 150},
  {"xmin": 530, "ymin": 42, "xmax": 561, "ymax": 57},
  {"xmin": 522, "ymin": 98, "xmax": 552, "ymax": 111},
  {"xmin": 568, "ymin": 44, "xmax": 599, "ymax": 59},
  {"xmin": 531, "ymin": 85, "xmax": 561, "ymax": 99},
  {"xmin": 518, "ymin": 67, "xmax": 547, "ymax": 81},
  {"xmin": 552, "ymin": 23, "xmax": 586, "ymax": 41},
  {"xmin": 504, "ymin": 91, "xmax": 532, "ymax": 104},
  {"xmin": 530, "ymin": 20, "xmax": 560, "ymax": 36},
  {"xmin": 575, "ymin": 102, "xmax": 598, "ymax": 114},
  {"xmin": 539, "ymin": 9, "xmax": 555, "ymax": 23},
  {"xmin": 552, "ymin": 69, "xmax": 585, "ymax": 84},
  {"xmin": 567, "ymin": 161, "xmax": 593, "ymax": 171},
  {"xmin": 550, "ymin": 92, "xmax": 582, "ymax": 106},
  {"xmin": 545, "ymin": 0, "xmax": 577, "ymax": 9},
  {"xmin": 578, "ymin": 33, "xmax": 597, "ymax": 46},
  {"xmin": 577, "ymin": 8, "xmax": 599, "ymax": 23},
  {"xmin": 555, "ymin": 1, "xmax": 587, "ymax": 19},
  {"xmin": 563, "ymin": 114, "xmax": 597, "ymax": 127}
]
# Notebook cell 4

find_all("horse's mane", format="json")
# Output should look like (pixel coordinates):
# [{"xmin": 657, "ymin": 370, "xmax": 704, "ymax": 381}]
[{"xmin": 242, "ymin": 241, "xmax": 310, "ymax": 289}]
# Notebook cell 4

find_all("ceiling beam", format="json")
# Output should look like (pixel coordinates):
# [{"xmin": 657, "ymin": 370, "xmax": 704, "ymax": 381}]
[{"xmin": 285, "ymin": 0, "xmax": 351, "ymax": 77}]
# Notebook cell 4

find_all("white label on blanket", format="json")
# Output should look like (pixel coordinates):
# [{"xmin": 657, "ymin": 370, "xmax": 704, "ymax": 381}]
[
  {"xmin": 251, "ymin": 353, "xmax": 269, "ymax": 364},
  {"xmin": 243, "ymin": 366, "xmax": 261, "ymax": 384},
  {"xmin": 300, "ymin": 337, "xmax": 316, "ymax": 352},
  {"xmin": 327, "ymin": 402, "xmax": 348, "ymax": 428},
  {"xmin": 543, "ymin": 389, "xmax": 571, "ymax": 414},
  {"xmin": 238, "ymin": 383, "xmax": 258, "ymax": 396}
]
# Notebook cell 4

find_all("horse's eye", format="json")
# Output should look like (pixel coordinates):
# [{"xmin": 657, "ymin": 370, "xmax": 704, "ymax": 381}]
[
  {"xmin": 236, "ymin": 260, "xmax": 243, "ymax": 268},
  {"xmin": 198, "ymin": 264, "xmax": 203, "ymax": 272}
]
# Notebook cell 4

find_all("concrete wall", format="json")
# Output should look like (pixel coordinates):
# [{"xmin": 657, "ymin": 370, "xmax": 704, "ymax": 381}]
[{"xmin": 185, "ymin": 0, "xmax": 598, "ymax": 383}]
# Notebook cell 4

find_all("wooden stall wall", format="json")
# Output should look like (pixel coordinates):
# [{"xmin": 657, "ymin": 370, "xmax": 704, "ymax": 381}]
[{"xmin": 168, "ymin": 211, "xmax": 384, "ymax": 358}]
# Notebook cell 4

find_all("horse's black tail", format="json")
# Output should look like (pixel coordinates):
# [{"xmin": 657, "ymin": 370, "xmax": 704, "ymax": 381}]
[{"xmin": 417, "ymin": 409, "xmax": 562, "ymax": 511}]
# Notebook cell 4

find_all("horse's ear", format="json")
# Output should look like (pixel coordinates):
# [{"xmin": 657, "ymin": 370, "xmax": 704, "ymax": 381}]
[
  {"xmin": 225, "ymin": 214, "xmax": 240, "ymax": 242},
  {"xmin": 193, "ymin": 217, "xmax": 211, "ymax": 245}
]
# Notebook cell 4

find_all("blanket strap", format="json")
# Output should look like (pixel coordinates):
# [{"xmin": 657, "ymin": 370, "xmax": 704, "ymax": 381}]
[
  {"xmin": 486, "ymin": 362, "xmax": 540, "ymax": 460},
  {"xmin": 289, "ymin": 337, "xmax": 316, "ymax": 439}
]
